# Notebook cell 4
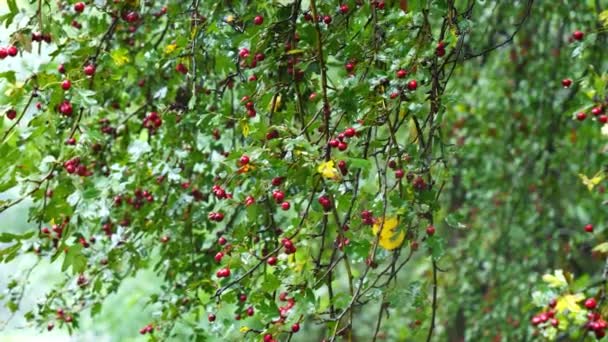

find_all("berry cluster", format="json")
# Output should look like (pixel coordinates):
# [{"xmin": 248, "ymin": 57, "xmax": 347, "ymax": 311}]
[
  {"xmin": 63, "ymin": 157, "xmax": 93, "ymax": 177},
  {"xmin": 143, "ymin": 111, "xmax": 162, "ymax": 132},
  {"xmin": 0, "ymin": 45, "xmax": 18, "ymax": 59}
]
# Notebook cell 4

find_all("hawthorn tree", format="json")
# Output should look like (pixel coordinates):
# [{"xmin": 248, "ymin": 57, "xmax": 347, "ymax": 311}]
[{"xmin": 3, "ymin": 0, "xmax": 607, "ymax": 341}]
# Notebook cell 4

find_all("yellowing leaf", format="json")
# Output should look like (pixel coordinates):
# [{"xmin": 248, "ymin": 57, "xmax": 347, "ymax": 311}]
[
  {"xmin": 225, "ymin": 15, "xmax": 235, "ymax": 24},
  {"xmin": 593, "ymin": 242, "xmax": 608, "ymax": 254},
  {"xmin": 409, "ymin": 118, "xmax": 418, "ymax": 142},
  {"xmin": 241, "ymin": 121, "xmax": 250, "ymax": 138},
  {"xmin": 579, "ymin": 171, "xmax": 604, "ymax": 192},
  {"xmin": 110, "ymin": 49, "xmax": 130, "ymax": 66},
  {"xmin": 600, "ymin": 10, "xmax": 608, "ymax": 28},
  {"xmin": 164, "ymin": 43, "xmax": 177, "ymax": 55},
  {"xmin": 317, "ymin": 160, "xmax": 340, "ymax": 180},
  {"xmin": 542, "ymin": 269, "xmax": 568, "ymax": 288},
  {"xmin": 268, "ymin": 94, "xmax": 282, "ymax": 112},
  {"xmin": 555, "ymin": 293, "xmax": 585, "ymax": 314},
  {"xmin": 372, "ymin": 217, "xmax": 405, "ymax": 250},
  {"xmin": 239, "ymin": 326, "xmax": 250, "ymax": 333}
]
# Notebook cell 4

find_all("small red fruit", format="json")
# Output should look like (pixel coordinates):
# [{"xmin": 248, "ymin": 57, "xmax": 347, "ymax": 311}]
[
  {"xmin": 344, "ymin": 127, "xmax": 356, "ymax": 137},
  {"xmin": 426, "ymin": 225, "xmax": 436, "ymax": 236},
  {"xmin": 576, "ymin": 112, "xmax": 587, "ymax": 121},
  {"xmin": 281, "ymin": 201, "xmax": 291, "ymax": 210},
  {"xmin": 83, "ymin": 64, "xmax": 96, "ymax": 76},
  {"xmin": 6, "ymin": 109, "xmax": 17, "ymax": 120},
  {"xmin": 246, "ymin": 306, "xmax": 254, "ymax": 316},
  {"xmin": 253, "ymin": 15, "xmax": 264, "ymax": 25},
  {"xmin": 573, "ymin": 30, "xmax": 584, "ymax": 41},
  {"xmin": 340, "ymin": 4, "xmax": 349, "ymax": 14},
  {"xmin": 267, "ymin": 256, "xmax": 277, "ymax": 266},
  {"xmin": 592, "ymin": 107, "xmax": 603, "ymax": 116},
  {"xmin": 396, "ymin": 69, "xmax": 407, "ymax": 78},
  {"xmin": 218, "ymin": 236, "xmax": 227, "ymax": 245},
  {"xmin": 561, "ymin": 78, "xmax": 572, "ymax": 88},
  {"xmin": 208, "ymin": 313, "xmax": 216, "ymax": 322},
  {"xmin": 61, "ymin": 79, "xmax": 71, "ymax": 91},
  {"xmin": 395, "ymin": 169, "xmax": 405, "ymax": 179},
  {"xmin": 240, "ymin": 155, "xmax": 250, "ymax": 165},
  {"xmin": 7, "ymin": 46, "xmax": 18, "ymax": 57},
  {"xmin": 292, "ymin": 323, "xmax": 300, "ymax": 332},
  {"xmin": 600, "ymin": 115, "xmax": 608, "ymax": 124},
  {"xmin": 74, "ymin": 2, "xmax": 85, "ymax": 13},
  {"xmin": 0, "ymin": 48, "xmax": 7, "ymax": 59},
  {"xmin": 585, "ymin": 298, "xmax": 597, "ymax": 310},
  {"xmin": 214, "ymin": 252, "xmax": 224, "ymax": 263},
  {"xmin": 323, "ymin": 15, "xmax": 332, "ymax": 25},
  {"xmin": 407, "ymin": 80, "xmax": 418, "ymax": 91},
  {"xmin": 585, "ymin": 224, "xmax": 594, "ymax": 232}
]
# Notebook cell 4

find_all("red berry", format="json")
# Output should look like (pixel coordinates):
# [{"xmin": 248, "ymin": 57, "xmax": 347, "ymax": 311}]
[
  {"xmin": 329, "ymin": 139, "xmax": 340, "ymax": 148},
  {"xmin": 292, "ymin": 323, "xmax": 300, "ymax": 332},
  {"xmin": 600, "ymin": 115, "xmax": 608, "ymax": 124},
  {"xmin": 273, "ymin": 190, "xmax": 285, "ymax": 203},
  {"xmin": 7, "ymin": 46, "xmax": 18, "ymax": 57},
  {"xmin": 267, "ymin": 256, "xmax": 277, "ymax": 266},
  {"xmin": 0, "ymin": 48, "xmax": 7, "ymax": 59},
  {"xmin": 6, "ymin": 109, "xmax": 17, "ymax": 120},
  {"xmin": 74, "ymin": 2, "xmax": 85, "ymax": 13},
  {"xmin": 240, "ymin": 155, "xmax": 250, "ymax": 165},
  {"xmin": 61, "ymin": 79, "xmax": 71, "ymax": 91},
  {"xmin": 323, "ymin": 15, "xmax": 332, "ymax": 25},
  {"xmin": 585, "ymin": 298, "xmax": 597, "ymax": 310},
  {"xmin": 592, "ymin": 107, "xmax": 603, "ymax": 116},
  {"xmin": 340, "ymin": 4, "xmax": 349, "ymax": 14},
  {"xmin": 281, "ymin": 201, "xmax": 291, "ymax": 210},
  {"xmin": 47, "ymin": 322, "xmax": 54, "ymax": 331},
  {"xmin": 561, "ymin": 78, "xmax": 572, "ymax": 88},
  {"xmin": 344, "ymin": 127, "xmax": 356, "ymax": 137},
  {"xmin": 58, "ymin": 64, "xmax": 65, "ymax": 73},
  {"xmin": 426, "ymin": 225, "xmax": 436, "ymax": 236},
  {"xmin": 573, "ymin": 30, "xmax": 584, "ymax": 41},
  {"xmin": 396, "ymin": 69, "xmax": 407, "ymax": 79},
  {"xmin": 214, "ymin": 252, "xmax": 224, "ymax": 263},
  {"xmin": 83, "ymin": 64, "xmax": 96, "ymax": 76},
  {"xmin": 253, "ymin": 15, "xmax": 264, "ymax": 25},
  {"xmin": 576, "ymin": 112, "xmax": 587, "ymax": 121},
  {"xmin": 239, "ymin": 294, "xmax": 247, "ymax": 302},
  {"xmin": 407, "ymin": 80, "xmax": 418, "ymax": 91},
  {"xmin": 208, "ymin": 313, "xmax": 216, "ymax": 322},
  {"xmin": 218, "ymin": 237, "xmax": 227, "ymax": 245},
  {"xmin": 246, "ymin": 306, "xmax": 254, "ymax": 316},
  {"xmin": 345, "ymin": 63, "xmax": 355, "ymax": 72},
  {"xmin": 395, "ymin": 169, "xmax": 405, "ymax": 179}
]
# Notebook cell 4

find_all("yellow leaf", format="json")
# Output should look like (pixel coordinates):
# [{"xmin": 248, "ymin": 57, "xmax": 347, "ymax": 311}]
[
  {"xmin": 555, "ymin": 293, "xmax": 585, "ymax": 314},
  {"xmin": 372, "ymin": 217, "xmax": 405, "ymax": 250},
  {"xmin": 241, "ymin": 121, "xmax": 250, "ymax": 138},
  {"xmin": 110, "ymin": 49, "xmax": 130, "ymax": 67},
  {"xmin": 164, "ymin": 43, "xmax": 177, "ymax": 55},
  {"xmin": 593, "ymin": 242, "xmax": 608, "ymax": 254},
  {"xmin": 317, "ymin": 160, "xmax": 340, "ymax": 180},
  {"xmin": 542, "ymin": 269, "xmax": 568, "ymax": 288},
  {"xmin": 579, "ymin": 171, "xmax": 604, "ymax": 192},
  {"xmin": 409, "ymin": 118, "xmax": 418, "ymax": 142},
  {"xmin": 600, "ymin": 10, "xmax": 608, "ymax": 28},
  {"xmin": 239, "ymin": 326, "xmax": 250, "ymax": 333},
  {"xmin": 268, "ymin": 94, "xmax": 282, "ymax": 112}
]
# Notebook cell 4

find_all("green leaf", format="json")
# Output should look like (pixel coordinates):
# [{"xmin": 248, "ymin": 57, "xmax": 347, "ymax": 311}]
[
  {"xmin": 348, "ymin": 158, "xmax": 372, "ymax": 169},
  {"xmin": 62, "ymin": 245, "xmax": 87, "ymax": 275},
  {"xmin": 0, "ymin": 231, "xmax": 35, "ymax": 243}
]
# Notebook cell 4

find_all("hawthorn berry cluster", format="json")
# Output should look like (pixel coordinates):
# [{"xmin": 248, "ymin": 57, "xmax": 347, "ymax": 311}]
[
  {"xmin": 63, "ymin": 157, "xmax": 93, "ymax": 177},
  {"xmin": 0, "ymin": 45, "xmax": 18, "ymax": 59}
]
